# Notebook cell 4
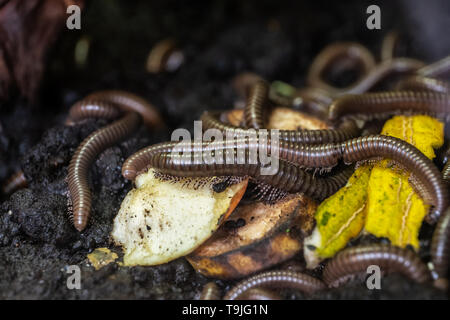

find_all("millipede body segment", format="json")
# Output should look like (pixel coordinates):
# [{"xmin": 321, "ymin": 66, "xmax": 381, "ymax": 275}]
[
  {"xmin": 431, "ymin": 207, "xmax": 450, "ymax": 289},
  {"xmin": 68, "ymin": 112, "xmax": 142, "ymax": 231},
  {"xmin": 243, "ymin": 80, "xmax": 269, "ymax": 129},
  {"xmin": 322, "ymin": 244, "xmax": 431, "ymax": 287},
  {"xmin": 201, "ymin": 111, "xmax": 361, "ymax": 144},
  {"xmin": 1, "ymin": 170, "xmax": 28, "ymax": 196},
  {"xmin": 329, "ymin": 91, "xmax": 450, "ymax": 121},
  {"xmin": 341, "ymin": 135, "xmax": 448, "ymax": 223},
  {"xmin": 223, "ymin": 270, "xmax": 326, "ymax": 300}
]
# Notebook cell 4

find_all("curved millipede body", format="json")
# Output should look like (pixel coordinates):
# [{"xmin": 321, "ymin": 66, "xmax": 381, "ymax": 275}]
[
  {"xmin": 396, "ymin": 76, "xmax": 450, "ymax": 94},
  {"xmin": 307, "ymin": 40, "xmax": 423, "ymax": 96},
  {"xmin": 431, "ymin": 207, "xmax": 450, "ymax": 289},
  {"xmin": 85, "ymin": 90, "xmax": 162, "ymax": 128},
  {"xmin": 66, "ymin": 100, "xmax": 122, "ymax": 125},
  {"xmin": 146, "ymin": 38, "xmax": 184, "ymax": 73},
  {"xmin": 124, "ymin": 133, "xmax": 446, "ymax": 221},
  {"xmin": 147, "ymin": 149, "xmax": 353, "ymax": 201},
  {"xmin": 444, "ymin": 163, "xmax": 450, "ymax": 182},
  {"xmin": 122, "ymin": 141, "xmax": 181, "ymax": 180},
  {"xmin": 340, "ymin": 58, "xmax": 424, "ymax": 95},
  {"xmin": 341, "ymin": 135, "xmax": 448, "ymax": 223},
  {"xmin": 201, "ymin": 111, "xmax": 360, "ymax": 145},
  {"xmin": 1, "ymin": 170, "xmax": 27, "ymax": 196},
  {"xmin": 307, "ymin": 42, "xmax": 376, "ymax": 95},
  {"xmin": 243, "ymin": 80, "xmax": 269, "ymax": 129},
  {"xmin": 68, "ymin": 112, "xmax": 142, "ymax": 231},
  {"xmin": 322, "ymin": 244, "xmax": 431, "ymax": 287},
  {"xmin": 223, "ymin": 270, "xmax": 326, "ymax": 300},
  {"xmin": 235, "ymin": 288, "xmax": 281, "ymax": 300},
  {"xmin": 199, "ymin": 282, "xmax": 221, "ymax": 300},
  {"xmin": 122, "ymin": 137, "xmax": 345, "ymax": 180},
  {"xmin": 417, "ymin": 55, "xmax": 450, "ymax": 78},
  {"xmin": 380, "ymin": 31, "xmax": 400, "ymax": 61},
  {"xmin": 329, "ymin": 91, "xmax": 450, "ymax": 121},
  {"xmin": 291, "ymin": 86, "xmax": 333, "ymax": 117}
]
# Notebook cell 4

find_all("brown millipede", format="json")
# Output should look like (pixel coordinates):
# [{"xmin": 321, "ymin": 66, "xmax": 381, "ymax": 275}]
[
  {"xmin": 322, "ymin": 244, "xmax": 431, "ymax": 287},
  {"xmin": 417, "ymin": 55, "xmax": 450, "ymax": 78},
  {"xmin": 343, "ymin": 58, "xmax": 424, "ymax": 94},
  {"xmin": 199, "ymin": 282, "xmax": 221, "ymax": 300},
  {"xmin": 329, "ymin": 91, "xmax": 450, "ymax": 122},
  {"xmin": 146, "ymin": 38, "xmax": 184, "ymax": 73},
  {"xmin": 1, "ymin": 170, "xmax": 27, "ymax": 196},
  {"xmin": 66, "ymin": 99, "xmax": 121, "ymax": 125},
  {"xmin": 243, "ymin": 80, "xmax": 269, "ymax": 129},
  {"xmin": 380, "ymin": 31, "xmax": 400, "ymax": 61},
  {"xmin": 223, "ymin": 270, "xmax": 326, "ymax": 300},
  {"xmin": 85, "ymin": 90, "xmax": 163, "ymax": 128},
  {"xmin": 443, "ymin": 163, "xmax": 450, "ymax": 182},
  {"xmin": 430, "ymin": 206, "xmax": 450, "ymax": 290},
  {"xmin": 235, "ymin": 288, "xmax": 281, "ymax": 300},
  {"xmin": 396, "ymin": 75, "xmax": 450, "ymax": 94},
  {"xmin": 307, "ymin": 42, "xmax": 376, "ymax": 95},
  {"xmin": 147, "ymin": 149, "xmax": 353, "ymax": 201},
  {"xmin": 68, "ymin": 112, "xmax": 142, "ymax": 231},
  {"xmin": 122, "ymin": 137, "xmax": 344, "ymax": 180},
  {"xmin": 122, "ymin": 141, "xmax": 181, "ymax": 180},
  {"xmin": 291, "ymin": 86, "xmax": 333, "ymax": 117},
  {"xmin": 201, "ymin": 111, "xmax": 360, "ymax": 145},
  {"xmin": 341, "ymin": 135, "xmax": 448, "ymax": 223}
]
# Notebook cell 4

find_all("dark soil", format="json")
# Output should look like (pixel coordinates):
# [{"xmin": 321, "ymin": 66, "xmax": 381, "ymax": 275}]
[{"xmin": 0, "ymin": 0, "xmax": 449, "ymax": 299}]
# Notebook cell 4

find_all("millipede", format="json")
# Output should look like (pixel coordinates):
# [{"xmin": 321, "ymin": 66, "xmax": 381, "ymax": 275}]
[
  {"xmin": 243, "ymin": 80, "xmax": 269, "ymax": 129},
  {"xmin": 306, "ymin": 42, "xmax": 376, "ymax": 95},
  {"xmin": 234, "ymin": 288, "xmax": 282, "ymax": 300},
  {"xmin": 329, "ymin": 91, "xmax": 450, "ymax": 122},
  {"xmin": 148, "ymin": 150, "xmax": 353, "ymax": 201},
  {"xmin": 67, "ymin": 91, "xmax": 161, "ymax": 231},
  {"xmin": 322, "ymin": 244, "xmax": 431, "ymax": 287},
  {"xmin": 340, "ymin": 135, "xmax": 448, "ymax": 223},
  {"xmin": 396, "ymin": 75, "xmax": 450, "ymax": 94},
  {"xmin": 1, "ymin": 170, "xmax": 28, "ymax": 196},
  {"xmin": 68, "ymin": 112, "xmax": 142, "ymax": 231},
  {"xmin": 431, "ymin": 207, "xmax": 450, "ymax": 290},
  {"xmin": 123, "ymin": 133, "xmax": 447, "ymax": 222},
  {"xmin": 201, "ymin": 111, "xmax": 361, "ymax": 144},
  {"xmin": 84, "ymin": 90, "xmax": 163, "ymax": 128},
  {"xmin": 66, "ymin": 99, "xmax": 122, "ymax": 125},
  {"xmin": 223, "ymin": 270, "xmax": 326, "ymax": 300},
  {"xmin": 121, "ymin": 137, "xmax": 344, "ymax": 181}
]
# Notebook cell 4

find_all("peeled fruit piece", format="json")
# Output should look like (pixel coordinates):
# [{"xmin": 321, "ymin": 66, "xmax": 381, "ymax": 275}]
[
  {"xmin": 187, "ymin": 194, "xmax": 317, "ymax": 279},
  {"xmin": 111, "ymin": 169, "xmax": 248, "ymax": 266}
]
